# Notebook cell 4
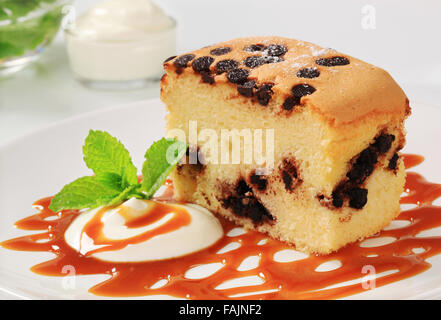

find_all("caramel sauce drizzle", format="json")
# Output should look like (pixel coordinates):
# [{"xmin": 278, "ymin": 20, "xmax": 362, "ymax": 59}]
[
  {"xmin": 2, "ymin": 153, "xmax": 441, "ymax": 299},
  {"xmin": 82, "ymin": 202, "xmax": 191, "ymax": 256}
]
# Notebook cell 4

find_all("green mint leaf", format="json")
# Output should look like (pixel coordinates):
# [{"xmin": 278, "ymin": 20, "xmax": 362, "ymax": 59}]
[
  {"xmin": 49, "ymin": 176, "xmax": 121, "ymax": 213},
  {"xmin": 142, "ymin": 138, "xmax": 187, "ymax": 199},
  {"xmin": 83, "ymin": 130, "xmax": 138, "ymax": 190},
  {"xmin": 108, "ymin": 184, "xmax": 143, "ymax": 206}
]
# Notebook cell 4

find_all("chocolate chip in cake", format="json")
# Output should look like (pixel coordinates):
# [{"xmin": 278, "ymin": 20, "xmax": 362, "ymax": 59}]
[
  {"xmin": 222, "ymin": 179, "xmax": 274, "ymax": 224},
  {"xmin": 244, "ymin": 44, "xmax": 265, "ymax": 52},
  {"xmin": 280, "ymin": 158, "xmax": 301, "ymax": 191},
  {"xmin": 248, "ymin": 199, "xmax": 274, "ymax": 223},
  {"xmin": 235, "ymin": 179, "xmax": 252, "ymax": 196},
  {"xmin": 249, "ymin": 171, "xmax": 268, "ymax": 191},
  {"xmin": 388, "ymin": 153, "xmax": 399, "ymax": 170},
  {"xmin": 210, "ymin": 47, "xmax": 232, "ymax": 56},
  {"xmin": 244, "ymin": 56, "xmax": 266, "ymax": 68},
  {"xmin": 237, "ymin": 80, "xmax": 256, "ymax": 97},
  {"xmin": 227, "ymin": 68, "xmax": 249, "ymax": 84},
  {"xmin": 264, "ymin": 44, "xmax": 287, "ymax": 56},
  {"xmin": 297, "ymin": 68, "xmax": 320, "ymax": 79},
  {"xmin": 163, "ymin": 55, "xmax": 177, "ymax": 64},
  {"xmin": 291, "ymin": 84, "xmax": 316, "ymax": 97},
  {"xmin": 215, "ymin": 59, "xmax": 239, "ymax": 74},
  {"xmin": 256, "ymin": 84, "xmax": 274, "ymax": 106},
  {"xmin": 282, "ymin": 96, "xmax": 301, "ymax": 111},
  {"xmin": 192, "ymin": 56, "xmax": 215, "ymax": 72},
  {"xmin": 281, "ymin": 171, "xmax": 293, "ymax": 191},
  {"xmin": 200, "ymin": 71, "xmax": 215, "ymax": 84},
  {"xmin": 347, "ymin": 188, "xmax": 368, "ymax": 209},
  {"xmin": 173, "ymin": 54, "xmax": 195, "ymax": 69},
  {"xmin": 373, "ymin": 134, "xmax": 395, "ymax": 154},
  {"xmin": 264, "ymin": 56, "xmax": 284, "ymax": 64},
  {"xmin": 332, "ymin": 191, "xmax": 344, "ymax": 208},
  {"xmin": 316, "ymin": 56, "xmax": 350, "ymax": 67},
  {"xmin": 244, "ymin": 55, "xmax": 283, "ymax": 69},
  {"xmin": 347, "ymin": 147, "xmax": 378, "ymax": 183}
]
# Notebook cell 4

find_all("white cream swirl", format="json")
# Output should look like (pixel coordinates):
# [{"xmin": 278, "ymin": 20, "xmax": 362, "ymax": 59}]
[{"xmin": 64, "ymin": 198, "xmax": 223, "ymax": 262}]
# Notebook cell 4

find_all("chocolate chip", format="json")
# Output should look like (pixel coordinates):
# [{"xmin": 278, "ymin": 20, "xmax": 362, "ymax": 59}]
[
  {"xmin": 223, "ymin": 179, "xmax": 274, "ymax": 224},
  {"xmin": 248, "ymin": 200, "xmax": 274, "ymax": 223},
  {"xmin": 282, "ymin": 96, "xmax": 300, "ymax": 111},
  {"xmin": 297, "ymin": 68, "xmax": 320, "ymax": 78},
  {"xmin": 264, "ymin": 44, "xmax": 287, "ymax": 56},
  {"xmin": 237, "ymin": 80, "xmax": 256, "ymax": 97},
  {"xmin": 192, "ymin": 56, "xmax": 214, "ymax": 72},
  {"xmin": 215, "ymin": 59, "xmax": 238, "ymax": 74},
  {"xmin": 250, "ymin": 172, "xmax": 268, "ymax": 191},
  {"xmin": 244, "ymin": 55, "xmax": 283, "ymax": 68},
  {"xmin": 316, "ymin": 56, "xmax": 350, "ymax": 67},
  {"xmin": 291, "ymin": 84, "xmax": 316, "ymax": 97},
  {"xmin": 358, "ymin": 147, "xmax": 378, "ymax": 165},
  {"xmin": 235, "ymin": 179, "xmax": 252, "ymax": 196},
  {"xmin": 388, "ymin": 153, "xmax": 399, "ymax": 170},
  {"xmin": 347, "ymin": 188, "xmax": 368, "ymax": 209},
  {"xmin": 244, "ymin": 56, "xmax": 265, "ymax": 68},
  {"xmin": 282, "ymin": 171, "xmax": 293, "ymax": 191},
  {"xmin": 173, "ymin": 54, "xmax": 195, "ymax": 69},
  {"xmin": 347, "ymin": 148, "xmax": 378, "ymax": 184},
  {"xmin": 264, "ymin": 56, "xmax": 284, "ymax": 64},
  {"xmin": 332, "ymin": 191, "xmax": 344, "ymax": 208},
  {"xmin": 245, "ymin": 44, "xmax": 265, "ymax": 52},
  {"xmin": 163, "ymin": 55, "xmax": 177, "ymax": 64},
  {"xmin": 200, "ymin": 71, "xmax": 215, "ymax": 84},
  {"xmin": 373, "ymin": 134, "xmax": 395, "ymax": 154},
  {"xmin": 280, "ymin": 158, "xmax": 301, "ymax": 191},
  {"xmin": 227, "ymin": 68, "xmax": 249, "ymax": 84},
  {"xmin": 210, "ymin": 47, "xmax": 232, "ymax": 56},
  {"xmin": 256, "ymin": 84, "xmax": 273, "ymax": 106}
]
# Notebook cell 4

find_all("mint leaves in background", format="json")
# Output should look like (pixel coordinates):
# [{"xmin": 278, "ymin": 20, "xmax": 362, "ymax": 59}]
[
  {"xmin": 0, "ymin": 0, "xmax": 63, "ymax": 60},
  {"xmin": 48, "ymin": 130, "xmax": 187, "ymax": 213},
  {"xmin": 0, "ymin": 1, "xmax": 58, "ymax": 21}
]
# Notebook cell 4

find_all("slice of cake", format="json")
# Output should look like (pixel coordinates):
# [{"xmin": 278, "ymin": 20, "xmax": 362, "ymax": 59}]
[{"xmin": 161, "ymin": 36, "xmax": 410, "ymax": 254}]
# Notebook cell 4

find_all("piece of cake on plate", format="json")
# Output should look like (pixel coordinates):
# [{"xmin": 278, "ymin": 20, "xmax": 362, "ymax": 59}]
[{"xmin": 160, "ymin": 36, "xmax": 410, "ymax": 254}]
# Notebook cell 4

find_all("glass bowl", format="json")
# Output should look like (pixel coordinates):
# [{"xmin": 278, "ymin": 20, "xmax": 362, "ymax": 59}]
[
  {"xmin": 64, "ymin": 17, "xmax": 177, "ymax": 90},
  {"xmin": 0, "ymin": 0, "xmax": 71, "ymax": 76}
]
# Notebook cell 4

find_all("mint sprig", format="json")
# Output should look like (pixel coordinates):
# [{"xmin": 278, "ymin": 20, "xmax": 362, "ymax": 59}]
[
  {"xmin": 48, "ymin": 130, "xmax": 187, "ymax": 213},
  {"xmin": 142, "ymin": 138, "xmax": 187, "ymax": 199},
  {"xmin": 83, "ymin": 129, "xmax": 138, "ymax": 189}
]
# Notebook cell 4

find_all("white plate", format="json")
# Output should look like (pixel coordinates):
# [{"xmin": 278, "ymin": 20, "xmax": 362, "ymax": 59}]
[{"xmin": 0, "ymin": 99, "xmax": 440, "ymax": 299}]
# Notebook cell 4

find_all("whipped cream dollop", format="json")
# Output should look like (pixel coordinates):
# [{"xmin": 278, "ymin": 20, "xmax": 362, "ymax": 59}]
[
  {"xmin": 65, "ymin": 0, "xmax": 176, "ymax": 83},
  {"xmin": 64, "ymin": 198, "xmax": 223, "ymax": 262},
  {"xmin": 71, "ymin": 0, "xmax": 174, "ymax": 41}
]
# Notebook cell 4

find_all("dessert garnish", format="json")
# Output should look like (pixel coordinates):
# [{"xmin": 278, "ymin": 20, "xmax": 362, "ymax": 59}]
[{"xmin": 49, "ymin": 130, "xmax": 187, "ymax": 212}]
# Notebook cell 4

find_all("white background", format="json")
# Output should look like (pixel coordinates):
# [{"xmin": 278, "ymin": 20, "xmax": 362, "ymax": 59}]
[{"xmin": 0, "ymin": 0, "xmax": 440, "ymax": 145}]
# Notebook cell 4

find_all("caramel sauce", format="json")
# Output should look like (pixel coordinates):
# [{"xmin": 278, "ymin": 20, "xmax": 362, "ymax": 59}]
[
  {"xmin": 81, "ymin": 202, "xmax": 191, "ymax": 256},
  {"xmin": 2, "ymin": 154, "xmax": 441, "ymax": 299}
]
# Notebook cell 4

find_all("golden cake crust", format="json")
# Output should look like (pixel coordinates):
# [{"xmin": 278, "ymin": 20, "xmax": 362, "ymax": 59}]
[{"xmin": 163, "ymin": 36, "xmax": 409, "ymax": 126}]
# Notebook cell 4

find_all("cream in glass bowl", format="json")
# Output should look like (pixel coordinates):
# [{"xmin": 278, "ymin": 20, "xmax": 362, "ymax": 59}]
[{"xmin": 65, "ymin": 0, "xmax": 176, "ymax": 89}]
